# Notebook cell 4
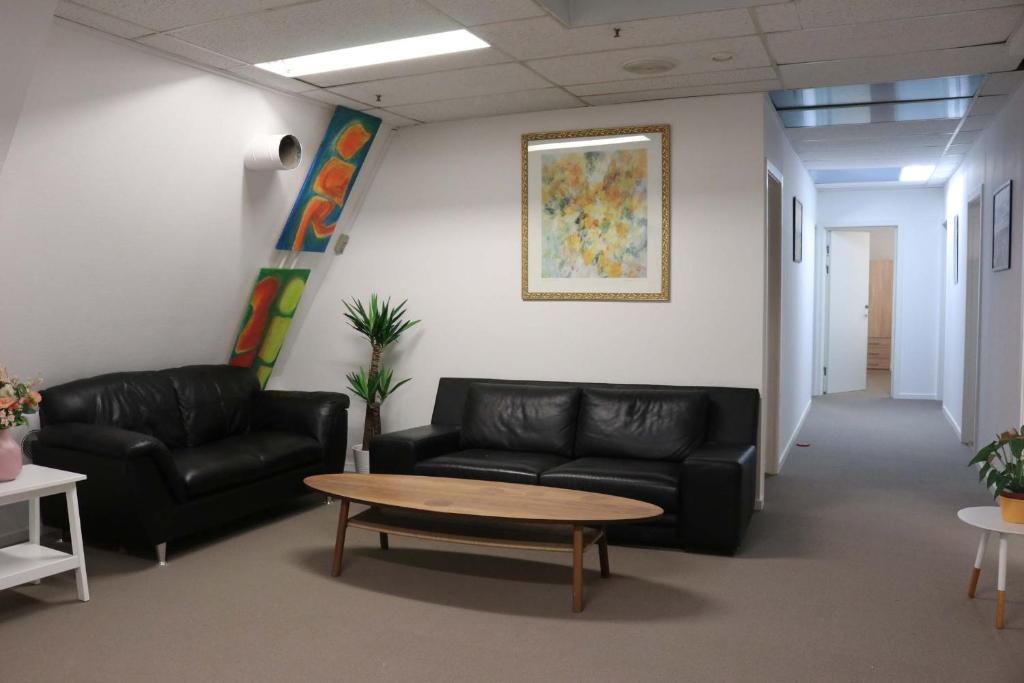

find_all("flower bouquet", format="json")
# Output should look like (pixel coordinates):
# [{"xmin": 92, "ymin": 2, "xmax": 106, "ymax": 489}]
[{"xmin": 0, "ymin": 367, "xmax": 42, "ymax": 481}]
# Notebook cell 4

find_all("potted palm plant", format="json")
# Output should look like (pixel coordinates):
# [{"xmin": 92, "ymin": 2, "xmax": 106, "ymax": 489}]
[
  {"xmin": 343, "ymin": 294, "xmax": 419, "ymax": 473},
  {"xmin": 970, "ymin": 427, "xmax": 1024, "ymax": 523}
]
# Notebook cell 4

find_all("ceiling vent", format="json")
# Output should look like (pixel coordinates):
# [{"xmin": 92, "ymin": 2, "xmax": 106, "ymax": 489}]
[{"xmin": 621, "ymin": 58, "xmax": 677, "ymax": 75}]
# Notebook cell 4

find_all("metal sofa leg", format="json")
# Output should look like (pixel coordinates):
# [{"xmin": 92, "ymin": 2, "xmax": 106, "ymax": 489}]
[{"xmin": 156, "ymin": 542, "xmax": 167, "ymax": 566}]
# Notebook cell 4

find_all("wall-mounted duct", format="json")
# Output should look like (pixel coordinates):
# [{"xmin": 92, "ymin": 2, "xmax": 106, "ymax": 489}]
[{"xmin": 245, "ymin": 134, "xmax": 301, "ymax": 170}]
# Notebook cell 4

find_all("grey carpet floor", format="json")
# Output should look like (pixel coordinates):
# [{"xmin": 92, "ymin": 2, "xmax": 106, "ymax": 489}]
[{"xmin": 1, "ymin": 389, "xmax": 1020, "ymax": 682}]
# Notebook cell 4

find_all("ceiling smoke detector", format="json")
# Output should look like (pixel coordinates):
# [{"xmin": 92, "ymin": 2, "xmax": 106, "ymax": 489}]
[{"xmin": 621, "ymin": 58, "xmax": 677, "ymax": 75}]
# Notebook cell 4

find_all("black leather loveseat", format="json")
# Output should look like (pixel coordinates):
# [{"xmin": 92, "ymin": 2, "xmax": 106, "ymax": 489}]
[
  {"xmin": 30, "ymin": 365, "xmax": 348, "ymax": 562},
  {"xmin": 371, "ymin": 378, "xmax": 758, "ymax": 554}
]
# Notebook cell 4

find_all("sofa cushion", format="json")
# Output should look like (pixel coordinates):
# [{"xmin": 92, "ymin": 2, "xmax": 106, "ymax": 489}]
[
  {"xmin": 166, "ymin": 430, "xmax": 320, "ymax": 499},
  {"xmin": 165, "ymin": 365, "xmax": 260, "ymax": 447},
  {"xmin": 40, "ymin": 370, "xmax": 187, "ymax": 448},
  {"xmin": 540, "ymin": 457, "xmax": 682, "ymax": 512},
  {"xmin": 574, "ymin": 387, "xmax": 708, "ymax": 461},
  {"xmin": 415, "ymin": 449, "xmax": 569, "ymax": 485},
  {"xmin": 460, "ymin": 383, "xmax": 579, "ymax": 457}
]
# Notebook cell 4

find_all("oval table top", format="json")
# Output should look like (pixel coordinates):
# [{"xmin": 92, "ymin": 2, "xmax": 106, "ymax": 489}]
[
  {"xmin": 958, "ymin": 506, "xmax": 1024, "ymax": 535},
  {"xmin": 305, "ymin": 473, "xmax": 664, "ymax": 525}
]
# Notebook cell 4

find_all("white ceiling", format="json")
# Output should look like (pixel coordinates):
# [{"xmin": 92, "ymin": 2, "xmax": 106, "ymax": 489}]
[{"xmin": 54, "ymin": 0, "xmax": 1024, "ymax": 184}]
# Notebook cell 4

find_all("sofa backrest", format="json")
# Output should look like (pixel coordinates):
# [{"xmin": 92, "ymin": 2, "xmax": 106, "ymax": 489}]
[
  {"xmin": 431, "ymin": 377, "xmax": 760, "ymax": 447},
  {"xmin": 40, "ymin": 364, "xmax": 260, "ymax": 449},
  {"xmin": 460, "ymin": 383, "xmax": 579, "ymax": 457},
  {"xmin": 574, "ymin": 387, "xmax": 708, "ymax": 460},
  {"xmin": 41, "ymin": 370, "xmax": 189, "ymax": 448}
]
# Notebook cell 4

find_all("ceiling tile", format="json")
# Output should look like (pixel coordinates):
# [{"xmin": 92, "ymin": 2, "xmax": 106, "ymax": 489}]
[
  {"xmin": 754, "ymin": 3, "xmax": 802, "ymax": 32},
  {"xmin": 779, "ymin": 44, "xmax": 1021, "ymax": 88},
  {"xmin": 330, "ymin": 63, "xmax": 551, "ymax": 107},
  {"xmin": 567, "ymin": 66, "xmax": 778, "ymax": 96},
  {"xmin": 475, "ymin": 10, "xmax": 755, "ymax": 61},
  {"xmin": 364, "ymin": 108, "xmax": 421, "ymax": 127},
  {"xmin": 388, "ymin": 87, "xmax": 582, "ymax": 122},
  {"xmin": 785, "ymin": 119, "xmax": 960, "ymax": 141},
  {"xmin": 581, "ymin": 79, "xmax": 780, "ymax": 105},
  {"xmin": 70, "ymin": 0, "xmax": 301, "ymax": 32},
  {"xmin": 767, "ymin": 7, "xmax": 1022, "ymax": 64},
  {"xmin": 954, "ymin": 130, "xmax": 981, "ymax": 144},
  {"xmin": 298, "ymin": 89, "xmax": 374, "ymax": 109},
  {"xmin": 946, "ymin": 143, "xmax": 974, "ymax": 155},
  {"xmin": 169, "ymin": 0, "xmax": 458, "ymax": 64},
  {"xmin": 136, "ymin": 34, "xmax": 245, "ymax": 70},
  {"xmin": 424, "ymin": 0, "xmax": 547, "ymax": 25},
  {"xmin": 794, "ymin": 0, "xmax": 1024, "ymax": 29},
  {"xmin": 55, "ymin": 2, "xmax": 153, "ymax": 38},
  {"xmin": 980, "ymin": 70, "xmax": 1024, "ymax": 96},
  {"xmin": 528, "ymin": 36, "xmax": 771, "ymax": 85},
  {"xmin": 300, "ymin": 48, "xmax": 511, "ymax": 88},
  {"xmin": 960, "ymin": 114, "xmax": 995, "ymax": 131},
  {"xmin": 227, "ymin": 64, "xmax": 315, "ymax": 93},
  {"xmin": 969, "ymin": 95, "xmax": 1009, "ymax": 115}
]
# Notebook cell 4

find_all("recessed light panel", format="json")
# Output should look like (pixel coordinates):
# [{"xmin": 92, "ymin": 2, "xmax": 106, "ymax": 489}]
[{"xmin": 256, "ymin": 29, "xmax": 489, "ymax": 78}]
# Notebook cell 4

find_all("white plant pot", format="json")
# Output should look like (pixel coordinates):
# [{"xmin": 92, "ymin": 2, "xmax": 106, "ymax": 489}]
[{"xmin": 352, "ymin": 444, "xmax": 371, "ymax": 474}]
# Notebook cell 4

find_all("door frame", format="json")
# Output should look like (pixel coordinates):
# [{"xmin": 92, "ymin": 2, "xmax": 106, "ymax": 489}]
[
  {"xmin": 818, "ymin": 225, "xmax": 899, "ymax": 396},
  {"xmin": 760, "ymin": 159, "xmax": 784, "ymax": 508},
  {"xmin": 961, "ymin": 186, "xmax": 984, "ymax": 445}
]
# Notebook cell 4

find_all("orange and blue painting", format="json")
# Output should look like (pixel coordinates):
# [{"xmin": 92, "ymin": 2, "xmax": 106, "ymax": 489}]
[
  {"xmin": 276, "ymin": 107, "xmax": 381, "ymax": 253},
  {"xmin": 540, "ymin": 149, "xmax": 647, "ymax": 278},
  {"xmin": 229, "ymin": 268, "xmax": 310, "ymax": 388}
]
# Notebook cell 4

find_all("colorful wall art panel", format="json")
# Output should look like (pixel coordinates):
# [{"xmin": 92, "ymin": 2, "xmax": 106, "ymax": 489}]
[
  {"xmin": 275, "ymin": 106, "xmax": 381, "ymax": 253},
  {"xmin": 229, "ymin": 268, "xmax": 310, "ymax": 388}
]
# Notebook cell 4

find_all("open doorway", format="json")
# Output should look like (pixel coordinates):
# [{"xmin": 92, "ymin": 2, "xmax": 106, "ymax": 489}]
[
  {"xmin": 823, "ymin": 226, "xmax": 897, "ymax": 396},
  {"xmin": 761, "ymin": 163, "xmax": 783, "ymax": 497},
  {"xmin": 961, "ymin": 190, "xmax": 984, "ymax": 445}
]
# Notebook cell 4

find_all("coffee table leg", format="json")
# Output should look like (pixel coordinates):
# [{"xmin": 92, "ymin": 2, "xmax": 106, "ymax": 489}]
[
  {"xmin": 969, "ymin": 531, "xmax": 989, "ymax": 598},
  {"xmin": 572, "ymin": 525, "xmax": 584, "ymax": 613},
  {"xmin": 997, "ymin": 533, "xmax": 1008, "ymax": 629},
  {"xmin": 379, "ymin": 533, "xmax": 389, "ymax": 550},
  {"xmin": 598, "ymin": 529, "xmax": 610, "ymax": 579},
  {"xmin": 331, "ymin": 498, "xmax": 350, "ymax": 577}
]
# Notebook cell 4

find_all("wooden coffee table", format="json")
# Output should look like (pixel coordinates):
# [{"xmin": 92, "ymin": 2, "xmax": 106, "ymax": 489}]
[{"xmin": 305, "ymin": 473, "xmax": 663, "ymax": 612}]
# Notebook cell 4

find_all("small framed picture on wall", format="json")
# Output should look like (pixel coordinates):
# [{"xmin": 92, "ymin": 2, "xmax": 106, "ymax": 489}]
[
  {"xmin": 953, "ymin": 215, "xmax": 959, "ymax": 284},
  {"xmin": 793, "ymin": 197, "xmax": 803, "ymax": 263},
  {"xmin": 992, "ymin": 180, "xmax": 1012, "ymax": 272}
]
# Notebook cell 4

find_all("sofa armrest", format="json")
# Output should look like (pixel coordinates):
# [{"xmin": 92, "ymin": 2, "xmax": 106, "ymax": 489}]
[
  {"xmin": 680, "ymin": 444, "xmax": 757, "ymax": 554},
  {"xmin": 252, "ymin": 391, "xmax": 349, "ymax": 471},
  {"xmin": 36, "ymin": 423, "xmax": 170, "ymax": 460},
  {"xmin": 370, "ymin": 425, "xmax": 461, "ymax": 474}
]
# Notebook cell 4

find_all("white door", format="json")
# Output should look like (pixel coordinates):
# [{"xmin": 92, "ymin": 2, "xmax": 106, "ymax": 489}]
[{"xmin": 826, "ymin": 231, "xmax": 871, "ymax": 393}]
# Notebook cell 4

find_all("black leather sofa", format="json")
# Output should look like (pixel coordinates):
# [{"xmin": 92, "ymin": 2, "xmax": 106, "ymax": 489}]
[
  {"xmin": 371, "ymin": 378, "xmax": 758, "ymax": 554},
  {"xmin": 30, "ymin": 365, "xmax": 348, "ymax": 562}
]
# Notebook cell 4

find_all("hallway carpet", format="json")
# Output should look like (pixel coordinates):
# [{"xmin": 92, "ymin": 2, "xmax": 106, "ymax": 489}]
[{"xmin": 0, "ymin": 391, "xmax": 1019, "ymax": 682}]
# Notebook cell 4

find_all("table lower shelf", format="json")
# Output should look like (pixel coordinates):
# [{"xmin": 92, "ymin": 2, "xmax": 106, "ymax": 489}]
[
  {"xmin": 348, "ymin": 508, "xmax": 603, "ymax": 553},
  {"xmin": 0, "ymin": 543, "xmax": 79, "ymax": 591}
]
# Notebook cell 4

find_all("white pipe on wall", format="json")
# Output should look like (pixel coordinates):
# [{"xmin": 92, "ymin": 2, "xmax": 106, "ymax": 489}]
[{"xmin": 244, "ymin": 133, "xmax": 302, "ymax": 170}]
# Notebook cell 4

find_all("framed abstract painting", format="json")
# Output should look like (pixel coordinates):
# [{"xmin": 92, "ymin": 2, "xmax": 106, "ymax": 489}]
[
  {"xmin": 229, "ymin": 268, "xmax": 310, "ymax": 388},
  {"xmin": 992, "ymin": 179, "xmax": 1012, "ymax": 272},
  {"xmin": 521, "ymin": 124, "xmax": 670, "ymax": 301},
  {"xmin": 276, "ymin": 106, "xmax": 381, "ymax": 253}
]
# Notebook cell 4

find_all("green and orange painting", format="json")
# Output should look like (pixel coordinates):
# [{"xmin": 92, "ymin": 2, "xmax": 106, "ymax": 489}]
[
  {"xmin": 229, "ymin": 268, "xmax": 310, "ymax": 388},
  {"xmin": 540, "ymin": 148, "xmax": 648, "ymax": 279}
]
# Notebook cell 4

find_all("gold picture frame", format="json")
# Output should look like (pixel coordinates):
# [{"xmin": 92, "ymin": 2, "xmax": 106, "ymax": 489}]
[{"xmin": 521, "ymin": 124, "xmax": 670, "ymax": 301}]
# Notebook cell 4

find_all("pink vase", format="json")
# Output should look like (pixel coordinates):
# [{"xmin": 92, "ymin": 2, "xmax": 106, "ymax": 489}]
[{"xmin": 0, "ymin": 430, "xmax": 24, "ymax": 481}]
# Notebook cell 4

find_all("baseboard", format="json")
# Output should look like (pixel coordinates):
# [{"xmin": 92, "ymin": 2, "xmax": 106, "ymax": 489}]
[
  {"xmin": 943, "ymin": 404, "xmax": 962, "ymax": 440},
  {"xmin": 774, "ymin": 398, "xmax": 812, "ymax": 474},
  {"xmin": 893, "ymin": 392, "xmax": 939, "ymax": 400}
]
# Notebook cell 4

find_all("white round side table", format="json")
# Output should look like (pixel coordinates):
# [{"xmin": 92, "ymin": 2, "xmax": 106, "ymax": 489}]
[{"xmin": 958, "ymin": 506, "xmax": 1024, "ymax": 629}]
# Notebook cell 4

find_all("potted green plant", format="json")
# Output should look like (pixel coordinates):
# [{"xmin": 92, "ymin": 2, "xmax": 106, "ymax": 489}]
[
  {"xmin": 970, "ymin": 427, "xmax": 1024, "ymax": 523},
  {"xmin": 343, "ymin": 294, "xmax": 419, "ymax": 473}
]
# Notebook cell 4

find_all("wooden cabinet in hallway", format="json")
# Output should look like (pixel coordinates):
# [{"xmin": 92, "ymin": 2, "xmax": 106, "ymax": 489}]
[{"xmin": 868, "ymin": 259, "xmax": 893, "ymax": 370}]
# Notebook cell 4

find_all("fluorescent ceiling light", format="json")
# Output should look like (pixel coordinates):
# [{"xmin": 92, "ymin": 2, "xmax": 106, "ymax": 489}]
[
  {"xmin": 255, "ymin": 29, "xmax": 489, "ymax": 78},
  {"xmin": 528, "ymin": 135, "xmax": 650, "ymax": 152},
  {"xmin": 899, "ymin": 165, "xmax": 935, "ymax": 182}
]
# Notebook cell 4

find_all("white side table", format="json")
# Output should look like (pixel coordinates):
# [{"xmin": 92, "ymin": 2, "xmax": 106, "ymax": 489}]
[
  {"xmin": 0, "ymin": 464, "xmax": 89, "ymax": 601},
  {"xmin": 958, "ymin": 506, "xmax": 1023, "ymax": 629}
]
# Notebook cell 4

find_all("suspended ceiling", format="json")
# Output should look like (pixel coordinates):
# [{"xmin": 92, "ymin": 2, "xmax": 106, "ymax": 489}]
[{"xmin": 54, "ymin": 0, "xmax": 1024, "ymax": 184}]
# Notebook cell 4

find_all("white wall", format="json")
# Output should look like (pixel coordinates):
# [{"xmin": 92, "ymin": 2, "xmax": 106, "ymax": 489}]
[
  {"xmin": 943, "ymin": 83, "xmax": 1024, "ymax": 443},
  {"xmin": 275, "ymin": 93, "xmax": 772, "ymax": 493},
  {"xmin": 0, "ymin": 0, "xmax": 56, "ymax": 173},
  {"xmin": 0, "ymin": 21, "xmax": 340, "ymax": 540},
  {"xmin": 815, "ymin": 188, "xmax": 945, "ymax": 399},
  {"xmin": 763, "ymin": 101, "xmax": 817, "ymax": 473}
]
